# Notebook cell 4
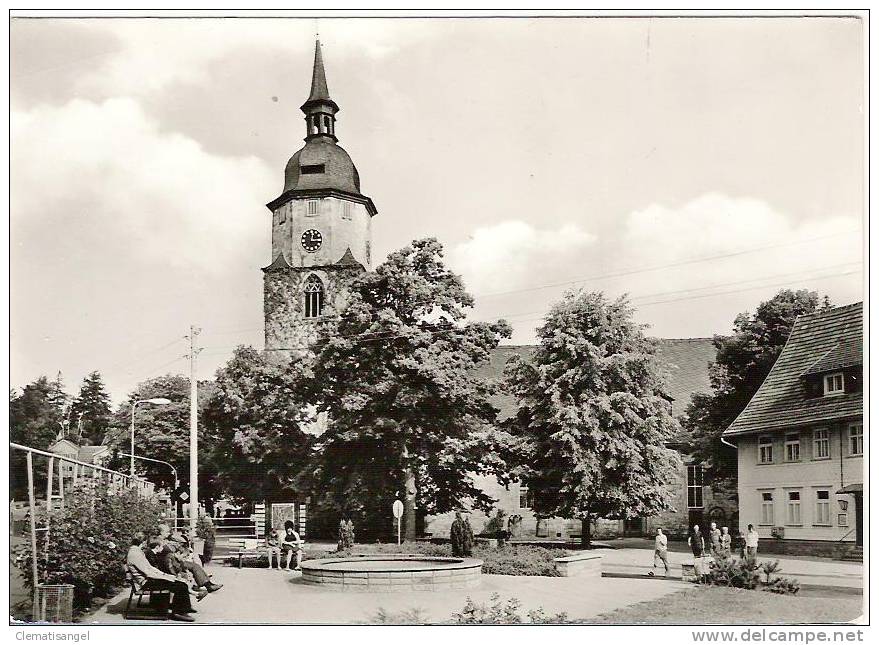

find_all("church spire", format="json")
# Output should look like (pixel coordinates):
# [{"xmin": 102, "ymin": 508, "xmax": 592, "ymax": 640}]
[{"xmin": 300, "ymin": 39, "xmax": 339, "ymax": 142}]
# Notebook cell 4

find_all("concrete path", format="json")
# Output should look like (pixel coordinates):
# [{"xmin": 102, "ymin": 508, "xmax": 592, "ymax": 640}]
[
  {"xmin": 598, "ymin": 547, "xmax": 864, "ymax": 589},
  {"xmin": 87, "ymin": 562, "xmax": 689, "ymax": 624}
]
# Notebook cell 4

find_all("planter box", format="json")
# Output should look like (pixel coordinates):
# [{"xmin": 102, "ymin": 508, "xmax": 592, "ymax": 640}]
[{"xmin": 553, "ymin": 552, "xmax": 602, "ymax": 578}]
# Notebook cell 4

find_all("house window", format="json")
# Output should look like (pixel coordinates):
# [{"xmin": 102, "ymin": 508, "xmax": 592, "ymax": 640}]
[
  {"xmin": 758, "ymin": 436, "xmax": 774, "ymax": 464},
  {"xmin": 812, "ymin": 429, "xmax": 830, "ymax": 459},
  {"xmin": 760, "ymin": 492, "xmax": 774, "ymax": 525},
  {"xmin": 307, "ymin": 199, "xmax": 319, "ymax": 216},
  {"xmin": 784, "ymin": 433, "xmax": 800, "ymax": 462},
  {"xmin": 303, "ymin": 275, "xmax": 324, "ymax": 319},
  {"xmin": 277, "ymin": 206, "xmax": 286, "ymax": 224},
  {"xmin": 686, "ymin": 465, "xmax": 703, "ymax": 509},
  {"xmin": 848, "ymin": 424, "xmax": 863, "ymax": 456},
  {"xmin": 824, "ymin": 372, "xmax": 844, "ymax": 395},
  {"xmin": 342, "ymin": 201, "xmax": 353, "ymax": 220},
  {"xmin": 814, "ymin": 490, "xmax": 831, "ymax": 525},
  {"xmin": 786, "ymin": 491, "xmax": 802, "ymax": 525},
  {"xmin": 519, "ymin": 485, "xmax": 534, "ymax": 509}
]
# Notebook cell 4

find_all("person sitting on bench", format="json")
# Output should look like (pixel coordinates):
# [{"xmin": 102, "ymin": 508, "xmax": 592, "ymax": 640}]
[
  {"xmin": 126, "ymin": 533, "xmax": 206, "ymax": 622},
  {"xmin": 155, "ymin": 523, "xmax": 222, "ymax": 593},
  {"xmin": 281, "ymin": 521, "xmax": 303, "ymax": 571}
]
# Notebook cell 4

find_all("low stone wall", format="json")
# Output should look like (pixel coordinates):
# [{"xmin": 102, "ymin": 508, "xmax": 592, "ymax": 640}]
[
  {"xmin": 301, "ymin": 555, "xmax": 483, "ymax": 592},
  {"xmin": 553, "ymin": 553, "xmax": 602, "ymax": 578},
  {"xmin": 750, "ymin": 540, "xmax": 856, "ymax": 559}
]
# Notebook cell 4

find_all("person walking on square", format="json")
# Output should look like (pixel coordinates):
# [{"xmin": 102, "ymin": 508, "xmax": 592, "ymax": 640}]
[
  {"xmin": 651, "ymin": 528, "xmax": 670, "ymax": 576},
  {"xmin": 709, "ymin": 522, "xmax": 722, "ymax": 557},
  {"xmin": 745, "ymin": 524, "xmax": 760, "ymax": 558},
  {"xmin": 450, "ymin": 511, "xmax": 465, "ymax": 557},
  {"xmin": 462, "ymin": 515, "xmax": 475, "ymax": 557}
]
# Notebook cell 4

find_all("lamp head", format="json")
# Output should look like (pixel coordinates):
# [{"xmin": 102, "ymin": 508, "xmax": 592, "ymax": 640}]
[{"xmin": 144, "ymin": 398, "xmax": 171, "ymax": 405}]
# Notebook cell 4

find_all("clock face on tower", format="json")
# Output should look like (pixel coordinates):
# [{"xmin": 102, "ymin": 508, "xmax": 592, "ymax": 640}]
[{"xmin": 300, "ymin": 229, "xmax": 323, "ymax": 253}]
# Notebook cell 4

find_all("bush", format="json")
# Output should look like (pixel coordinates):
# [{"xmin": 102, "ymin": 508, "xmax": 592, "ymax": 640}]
[
  {"xmin": 450, "ymin": 593, "xmax": 568, "ymax": 624},
  {"xmin": 478, "ymin": 545, "xmax": 563, "ymax": 577},
  {"xmin": 705, "ymin": 554, "xmax": 799, "ymax": 595},
  {"xmin": 330, "ymin": 541, "xmax": 563, "ymax": 576},
  {"xmin": 15, "ymin": 481, "xmax": 165, "ymax": 610}
]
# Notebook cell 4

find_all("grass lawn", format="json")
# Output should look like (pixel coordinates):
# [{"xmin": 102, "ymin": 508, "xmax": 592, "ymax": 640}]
[{"xmin": 585, "ymin": 587, "xmax": 863, "ymax": 625}]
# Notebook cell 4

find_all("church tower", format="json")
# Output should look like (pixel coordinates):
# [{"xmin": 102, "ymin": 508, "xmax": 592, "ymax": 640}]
[{"xmin": 263, "ymin": 40, "xmax": 377, "ymax": 356}]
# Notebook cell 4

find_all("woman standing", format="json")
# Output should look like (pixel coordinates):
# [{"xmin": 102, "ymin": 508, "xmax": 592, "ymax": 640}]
[{"xmin": 688, "ymin": 524, "xmax": 706, "ymax": 582}]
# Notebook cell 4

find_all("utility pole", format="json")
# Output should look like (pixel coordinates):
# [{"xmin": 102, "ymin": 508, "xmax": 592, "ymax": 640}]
[{"xmin": 185, "ymin": 325, "xmax": 202, "ymax": 535}]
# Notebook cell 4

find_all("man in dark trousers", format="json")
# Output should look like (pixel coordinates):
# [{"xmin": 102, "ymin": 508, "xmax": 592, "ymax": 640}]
[{"xmin": 126, "ymin": 533, "xmax": 205, "ymax": 621}]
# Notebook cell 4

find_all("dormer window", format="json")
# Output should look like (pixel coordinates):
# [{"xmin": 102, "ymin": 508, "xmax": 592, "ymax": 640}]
[
  {"xmin": 824, "ymin": 372, "xmax": 844, "ymax": 396},
  {"xmin": 300, "ymin": 164, "xmax": 325, "ymax": 175}
]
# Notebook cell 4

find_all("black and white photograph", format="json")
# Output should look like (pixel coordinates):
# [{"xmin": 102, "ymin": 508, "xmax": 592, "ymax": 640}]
[{"xmin": 6, "ymin": 6, "xmax": 868, "ymax": 635}]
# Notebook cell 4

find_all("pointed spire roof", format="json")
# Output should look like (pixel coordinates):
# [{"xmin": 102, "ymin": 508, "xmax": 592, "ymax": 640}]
[
  {"xmin": 301, "ymin": 39, "xmax": 339, "ymax": 112},
  {"xmin": 261, "ymin": 253, "xmax": 293, "ymax": 273},
  {"xmin": 335, "ymin": 247, "xmax": 365, "ymax": 269},
  {"xmin": 308, "ymin": 39, "xmax": 330, "ymax": 102}
]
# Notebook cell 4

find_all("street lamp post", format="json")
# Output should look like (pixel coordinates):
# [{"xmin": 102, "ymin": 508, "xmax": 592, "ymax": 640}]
[
  {"xmin": 129, "ymin": 398, "xmax": 172, "ymax": 477},
  {"xmin": 121, "ymin": 453, "xmax": 179, "ymax": 528}
]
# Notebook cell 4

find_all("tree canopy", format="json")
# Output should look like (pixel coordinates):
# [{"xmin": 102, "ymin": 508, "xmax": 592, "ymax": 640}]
[
  {"xmin": 102, "ymin": 374, "xmax": 216, "ymax": 492},
  {"xmin": 10, "ymin": 376, "xmax": 67, "ymax": 497},
  {"xmin": 300, "ymin": 238, "xmax": 511, "ymax": 540},
  {"xmin": 503, "ymin": 291, "xmax": 682, "ymax": 546},
  {"xmin": 682, "ymin": 289, "xmax": 831, "ymax": 486},
  {"xmin": 202, "ymin": 346, "xmax": 315, "ymax": 504}
]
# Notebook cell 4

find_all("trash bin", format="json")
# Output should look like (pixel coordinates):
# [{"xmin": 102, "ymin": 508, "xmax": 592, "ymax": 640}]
[{"xmin": 36, "ymin": 584, "xmax": 74, "ymax": 623}]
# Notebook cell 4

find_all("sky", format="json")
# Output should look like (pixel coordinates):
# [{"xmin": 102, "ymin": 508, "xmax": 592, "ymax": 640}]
[{"xmin": 9, "ymin": 16, "xmax": 865, "ymax": 404}]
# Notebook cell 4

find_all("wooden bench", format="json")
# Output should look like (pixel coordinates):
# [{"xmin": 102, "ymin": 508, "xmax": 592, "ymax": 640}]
[
  {"xmin": 227, "ymin": 538, "xmax": 307, "ymax": 568},
  {"xmin": 553, "ymin": 552, "xmax": 602, "ymax": 578},
  {"xmin": 123, "ymin": 567, "xmax": 171, "ymax": 620}
]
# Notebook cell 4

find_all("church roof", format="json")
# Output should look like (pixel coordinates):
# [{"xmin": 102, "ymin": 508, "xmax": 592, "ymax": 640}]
[
  {"xmin": 283, "ymin": 138, "xmax": 362, "ymax": 195},
  {"xmin": 335, "ymin": 247, "xmax": 364, "ymax": 269},
  {"xmin": 262, "ymin": 253, "xmax": 293, "ymax": 272},
  {"xmin": 302, "ymin": 39, "xmax": 336, "ymax": 108}
]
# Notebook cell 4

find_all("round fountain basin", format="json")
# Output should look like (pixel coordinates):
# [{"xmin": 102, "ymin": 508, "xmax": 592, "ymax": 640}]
[{"xmin": 301, "ymin": 554, "xmax": 483, "ymax": 592}]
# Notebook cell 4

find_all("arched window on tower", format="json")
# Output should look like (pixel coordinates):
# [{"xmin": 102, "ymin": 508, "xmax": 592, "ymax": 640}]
[{"xmin": 303, "ymin": 275, "xmax": 324, "ymax": 319}]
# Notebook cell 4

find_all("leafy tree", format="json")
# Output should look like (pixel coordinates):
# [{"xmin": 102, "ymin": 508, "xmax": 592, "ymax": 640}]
[
  {"xmin": 301, "ymin": 238, "xmax": 511, "ymax": 541},
  {"xmin": 102, "ymin": 374, "xmax": 215, "ymax": 493},
  {"xmin": 503, "ymin": 291, "xmax": 682, "ymax": 547},
  {"xmin": 202, "ymin": 346, "xmax": 314, "ymax": 504},
  {"xmin": 10, "ymin": 376, "xmax": 65, "ymax": 497},
  {"xmin": 683, "ymin": 289, "xmax": 830, "ymax": 486},
  {"xmin": 69, "ymin": 371, "xmax": 113, "ymax": 445}
]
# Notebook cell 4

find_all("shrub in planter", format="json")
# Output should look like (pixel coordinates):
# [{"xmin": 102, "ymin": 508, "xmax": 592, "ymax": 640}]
[
  {"xmin": 450, "ymin": 593, "xmax": 568, "ymax": 624},
  {"xmin": 16, "ymin": 481, "xmax": 165, "ymax": 610},
  {"xmin": 705, "ymin": 554, "xmax": 799, "ymax": 594}
]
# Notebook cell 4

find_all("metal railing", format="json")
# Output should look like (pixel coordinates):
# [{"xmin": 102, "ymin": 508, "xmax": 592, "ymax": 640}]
[{"xmin": 10, "ymin": 441, "xmax": 156, "ymax": 621}]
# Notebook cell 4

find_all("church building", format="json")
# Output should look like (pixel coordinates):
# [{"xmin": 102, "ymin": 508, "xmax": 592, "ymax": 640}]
[
  {"xmin": 262, "ymin": 40, "xmax": 377, "ymax": 357},
  {"xmin": 263, "ymin": 40, "xmax": 736, "ymax": 542}
]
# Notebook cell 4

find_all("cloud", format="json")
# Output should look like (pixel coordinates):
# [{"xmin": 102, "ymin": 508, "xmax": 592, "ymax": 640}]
[
  {"xmin": 12, "ymin": 97, "xmax": 273, "ymax": 274},
  {"xmin": 447, "ymin": 220, "xmax": 597, "ymax": 295}
]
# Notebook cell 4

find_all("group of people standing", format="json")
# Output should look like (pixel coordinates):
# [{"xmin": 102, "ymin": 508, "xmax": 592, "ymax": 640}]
[
  {"xmin": 125, "ymin": 522, "xmax": 223, "ymax": 622},
  {"xmin": 450, "ymin": 511, "xmax": 475, "ymax": 557},
  {"xmin": 652, "ymin": 522, "xmax": 761, "ymax": 578}
]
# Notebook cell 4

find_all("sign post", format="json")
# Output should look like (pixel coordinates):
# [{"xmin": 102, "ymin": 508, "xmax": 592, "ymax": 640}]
[{"xmin": 392, "ymin": 499, "xmax": 404, "ymax": 546}]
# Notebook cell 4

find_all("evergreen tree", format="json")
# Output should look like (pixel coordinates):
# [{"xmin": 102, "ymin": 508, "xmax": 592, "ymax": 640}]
[
  {"xmin": 300, "ymin": 238, "xmax": 511, "ymax": 541},
  {"xmin": 683, "ymin": 289, "xmax": 830, "ymax": 486},
  {"xmin": 503, "ymin": 291, "xmax": 682, "ymax": 547},
  {"xmin": 70, "ymin": 371, "xmax": 113, "ymax": 445}
]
